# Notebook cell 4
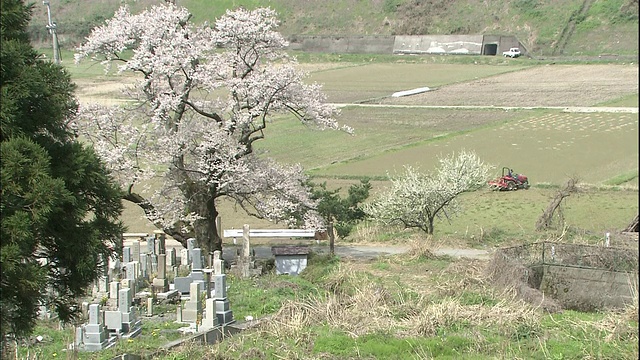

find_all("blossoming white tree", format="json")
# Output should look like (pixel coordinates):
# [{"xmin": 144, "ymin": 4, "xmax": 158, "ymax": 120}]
[
  {"xmin": 74, "ymin": 4, "xmax": 350, "ymax": 253},
  {"xmin": 364, "ymin": 150, "xmax": 493, "ymax": 235}
]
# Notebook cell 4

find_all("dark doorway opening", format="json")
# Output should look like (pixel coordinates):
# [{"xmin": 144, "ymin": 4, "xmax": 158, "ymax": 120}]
[{"xmin": 483, "ymin": 43, "xmax": 498, "ymax": 55}]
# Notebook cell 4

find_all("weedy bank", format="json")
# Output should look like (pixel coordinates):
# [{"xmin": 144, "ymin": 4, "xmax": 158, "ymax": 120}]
[
  {"xmin": 13, "ymin": 241, "xmax": 638, "ymax": 359},
  {"xmin": 167, "ymin": 242, "xmax": 638, "ymax": 359}
]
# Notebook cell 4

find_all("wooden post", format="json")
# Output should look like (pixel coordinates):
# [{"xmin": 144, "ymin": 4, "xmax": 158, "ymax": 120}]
[{"xmin": 328, "ymin": 222, "xmax": 335, "ymax": 256}]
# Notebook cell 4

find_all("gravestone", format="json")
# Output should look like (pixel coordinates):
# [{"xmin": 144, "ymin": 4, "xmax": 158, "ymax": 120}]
[
  {"xmin": 107, "ymin": 256, "xmax": 121, "ymax": 282},
  {"xmin": 118, "ymin": 288, "xmax": 142, "ymax": 338},
  {"xmin": 38, "ymin": 305, "xmax": 50, "ymax": 320},
  {"xmin": 155, "ymin": 230, "xmax": 166, "ymax": 255},
  {"xmin": 120, "ymin": 278, "xmax": 135, "ymax": 297},
  {"xmin": 213, "ymin": 250, "xmax": 225, "ymax": 275},
  {"xmin": 202, "ymin": 298, "xmax": 218, "ymax": 330},
  {"xmin": 95, "ymin": 275, "xmax": 109, "ymax": 294},
  {"xmin": 109, "ymin": 281, "xmax": 120, "ymax": 300},
  {"xmin": 238, "ymin": 224, "xmax": 252, "ymax": 278},
  {"xmin": 152, "ymin": 254, "xmax": 169, "ymax": 292},
  {"xmin": 187, "ymin": 238, "xmax": 196, "ymax": 264},
  {"xmin": 147, "ymin": 236, "xmax": 156, "ymax": 255},
  {"xmin": 124, "ymin": 261, "xmax": 137, "ymax": 295},
  {"xmin": 203, "ymin": 269, "xmax": 213, "ymax": 299},
  {"xmin": 167, "ymin": 248, "xmax": 177, "ymax": 267},
  {"xmin": 213, "ymin": 273, "xmax": 234, "ymax": 325},
  {"xmin": 147, "ymin": 298, "xmax": 154, "ymax": 317},
  {"xmin": 131, "ymin": 240, "xmax": 141, "ymax": 264},
  {"xmin": 81, "ymin": 302, "xmax": 89, "ymax": 319},
  {"xmin": 122, "ymin": 247, "xmax": 131, "ymax": 263},
  {"xmin": 191, "ymin": 248, "xmax": 203, "ymax": 271},
  {"xmin": 182, "ymin": 282, "xmax": 202, "ymax": 323},
  {"xmin": 174, "ymin": 248, "xmax": 205, "ymax": 294},
  {"xmin": 150, "ymin": 254, "xmax": 158, "ymax": 274},
  {"xmin": 180, "ymin": 249, "xmax": 190, "ymax": 267},
  {"xmin": 81, "ymin": 304, "xmax": 116, "ymax": 351},
  {"xmin": 139, "ymin": 253, "xmax": 149, "ymax": 279},
  {"xmin": 103, "ymin": 307, "xmax": 122, "ymax": 336},
  {"xmin": 176, "ymin": 304, "xmax": 182, "ymax": 323}
]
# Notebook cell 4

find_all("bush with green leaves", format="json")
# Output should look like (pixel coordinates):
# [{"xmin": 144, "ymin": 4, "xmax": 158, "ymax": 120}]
[{"xmin": 309, "ymin": 178, "xmax": 371, "ymax": 238}]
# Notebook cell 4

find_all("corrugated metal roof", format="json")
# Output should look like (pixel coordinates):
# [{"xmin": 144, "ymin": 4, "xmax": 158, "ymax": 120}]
[{"xmin": 271, "ymin": 246, "xmax": 311, "ymax": 256}]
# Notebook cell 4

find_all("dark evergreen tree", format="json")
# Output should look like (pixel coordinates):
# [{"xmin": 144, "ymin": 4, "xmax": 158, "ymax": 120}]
[
  {"xmin": 311, "ymin": 179, "xmax": 371, "ymax": 238},
  {"xmin": 0, "ymin": 0, "xmax": 125, "ymax": 345}
]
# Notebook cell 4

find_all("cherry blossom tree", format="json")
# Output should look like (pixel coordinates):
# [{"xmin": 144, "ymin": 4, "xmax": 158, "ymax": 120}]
[
  {"xmin": 74, "ymin": 4, "xmax": 350, "ymax": 253},
  {"xmin": 364, "ymin": 150, "xmax": 493, "ymax": 235}
]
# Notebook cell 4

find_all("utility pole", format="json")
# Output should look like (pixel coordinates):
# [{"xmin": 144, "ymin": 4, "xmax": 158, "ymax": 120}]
[{"xmin": 43, "ymin": 1, "xmax": 60, "ymax": 64}]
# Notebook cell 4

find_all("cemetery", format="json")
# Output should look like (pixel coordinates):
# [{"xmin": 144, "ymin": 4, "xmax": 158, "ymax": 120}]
[
  {"xmin": 22, "ymin": 221, "xmax": 323, "ymax": 358},
  {"xmin": 69, "ymin": 228, "xmax": 242, "ymax": 354},
  {"xmin": 54, "ymin": 220, "xmax": 323, "ymax": 356}
]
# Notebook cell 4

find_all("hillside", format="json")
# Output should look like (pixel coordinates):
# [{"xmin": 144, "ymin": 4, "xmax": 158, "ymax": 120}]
[{"xmin": 28, "ymin": 0, "xmax": 638, "ymax": 56}]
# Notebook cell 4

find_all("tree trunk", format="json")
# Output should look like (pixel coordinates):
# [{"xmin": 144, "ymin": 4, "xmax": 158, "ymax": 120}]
[
  {"xmin": 535, "ymin": 178, "xmax": 578, "ymax": 231},
  {"xmin": 123, "ymin": 192, "xmax": 194, "ymax": 247},
  {"xmin": 124, "ymin": 187, "xmax": 223, "ymax": 252},
  {"xmin": 193, "ymin": 196, "xmax": 223, "ymax": 254}
]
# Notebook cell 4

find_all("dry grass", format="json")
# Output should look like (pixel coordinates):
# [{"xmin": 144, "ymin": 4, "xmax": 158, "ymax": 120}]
[
  {"xmin": 259, "ymin": 285, "xmax": 396, "ymax": 338},
  {"xmin": 253, "ymin": 254, "xmax": 543, "ymax": 344},
  {"xmin": 404, "ymin": 235, "xmax": 439, "ymax": 261},
  {"xmin": 432, "ymin": 258, "xmax": 489, "ymax": 296},
  {"xmin": 399, "ymin": 297, "xmax": 541, "ymax": 339}
]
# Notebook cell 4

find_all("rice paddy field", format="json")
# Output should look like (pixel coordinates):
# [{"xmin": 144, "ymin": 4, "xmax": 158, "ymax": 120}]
[{"xmin": 63, "ymin": 52, "xmax": 639, "ymax": 241}]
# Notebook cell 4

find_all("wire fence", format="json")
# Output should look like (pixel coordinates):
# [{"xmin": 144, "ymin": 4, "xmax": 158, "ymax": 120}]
[{"xmin": 496, "ymin": 241, "xmax": 638, "ymax": 273}]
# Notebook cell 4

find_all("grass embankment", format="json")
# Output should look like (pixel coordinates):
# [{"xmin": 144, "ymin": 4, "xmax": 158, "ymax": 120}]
[
  {"xmin": 15, "ymin": 245, "xmax": 638, "ymax": 359},
  {"xmin": 29, "ymin": 0, "xmax": 639, "ymax": 57},
  {"xmin": 162, "ymin": 246, "xmax": 640, "ymax": 359}
]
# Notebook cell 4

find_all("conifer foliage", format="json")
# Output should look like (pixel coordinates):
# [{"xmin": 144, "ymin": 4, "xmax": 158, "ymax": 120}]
[{"xmin": 0, "ymin": 0, "xmax": 124, "ymax": 343}]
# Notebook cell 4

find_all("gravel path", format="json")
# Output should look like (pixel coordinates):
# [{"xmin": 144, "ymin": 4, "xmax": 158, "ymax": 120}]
[{"xmin": 215, "ymin": 244, "xmax": 492, "ymax": 261}]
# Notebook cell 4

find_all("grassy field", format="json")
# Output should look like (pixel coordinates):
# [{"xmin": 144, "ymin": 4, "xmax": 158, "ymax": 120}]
[
  {"xmin": 36, "ymin": 48, "xmax": 639, "ymax": 240},
  {"xmin": 54, "ymin": 53, "xmax": 637, "ymax": 242},
  {"xmin": 306, "ymin": 111, "xmax": 639, "ymax": 185}
]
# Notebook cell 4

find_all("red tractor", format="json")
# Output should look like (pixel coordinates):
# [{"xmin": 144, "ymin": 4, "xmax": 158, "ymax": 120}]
[{"xmin": 488, "ymin": 167, "xmax": 530, "ymax": 191}]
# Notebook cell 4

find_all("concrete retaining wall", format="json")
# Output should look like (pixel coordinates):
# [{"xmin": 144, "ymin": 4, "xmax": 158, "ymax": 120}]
[
  {"xmin": 540, "ymin": 265, "xmax": 638, "ymax": 311},
  {"xmin": 287, "ymin": 35, "xmax": 523, "ymax": 56},
  {"xmin": 394, "ymin": 35, "xmax": 484, "ymax": 55},
  {"xmin": 288, "ymin": 35, "xmax": 526, "ymax": 55}
]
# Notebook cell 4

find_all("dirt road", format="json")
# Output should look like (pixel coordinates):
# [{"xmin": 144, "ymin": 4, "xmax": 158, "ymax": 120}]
[
  {"xmin": 129, "ymin": 237, "xmax": 492, "ymax": 262},
  {"xmin": 219, "ymin": 244, "xmax": 492, "ymax": 262}
]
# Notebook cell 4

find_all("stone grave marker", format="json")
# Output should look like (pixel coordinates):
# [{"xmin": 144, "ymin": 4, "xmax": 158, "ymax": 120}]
[
  {"xmin": 109, "ymin": 281, "xmax": 120, "ymax": 300},
  {"xmin": 131, "ymin": 240, "xmax": 141, "ymax": 264},
  {"xmin": 213, "ymin": 273, "xmax": 234, "ymax": 325},
  {"xmin": 81, "ymin": 304, "xmax": 115, "ymax": 351},
  {"xmin": 147, "ymin": 236, "xmax": 156, "ymax": 255},
  {"xmin": 139, "ymin": 253, "xmax": 148, "ymax": 279},
  {"xmin": 182, "ymin": 282, "xmax": 202, "ymax": 323},
  {"xmin": 122, "ymin": 247, "xmax": 131, "ymax": 263}
]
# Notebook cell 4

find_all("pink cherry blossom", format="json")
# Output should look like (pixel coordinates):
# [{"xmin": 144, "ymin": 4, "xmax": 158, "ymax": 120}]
[{"xmin": 74, "ymin": 4, "xmax": 348, "ymax": 252}]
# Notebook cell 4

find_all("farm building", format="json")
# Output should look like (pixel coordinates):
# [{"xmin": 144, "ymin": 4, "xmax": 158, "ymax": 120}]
[{"xmin": 271, "ymin": 246, "xmax": 311, "ymax": 276}]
